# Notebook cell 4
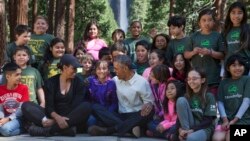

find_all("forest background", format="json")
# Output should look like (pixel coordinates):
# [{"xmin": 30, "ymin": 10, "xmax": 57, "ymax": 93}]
[{"xmin": 0, "ymin": 0, "xmax": 250, "ymax": 65}]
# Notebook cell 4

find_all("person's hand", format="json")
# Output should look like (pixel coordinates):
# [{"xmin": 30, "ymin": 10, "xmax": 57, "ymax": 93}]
[
  {"xmin": 0, "ymin": 117, "xmax": 10, "ymax": 126},
  {"xmin": 156, "ymin": 124, "xmax": 165, "ymax": 133},
  {"xmin": 40, "ymin": 102, "xmax": 45, "ymax": 108},
  {"xmin": 200, "ymin": 48, "xmax": 211, "ymax": 55},
  {"xmin": 141, "ymin": 103, "xmax": 153, "ymax": 117},
  {"xmin": 227, "ymin": 117, "xmax": 238, "ymax": 129},
  {"xmin": 179, "ymin": 128, "xmax": 188, "ymax": 140},
  {"xmin": 55, "ymin": 116, "xmax": 69, "ymax": 129},
  {"xmin": 193, "ymin": 47, "xmax": 201, "ymax": 54},
  {"xmin": 221, "ymin": 117, "xmax": 229, "ymax": 130}
]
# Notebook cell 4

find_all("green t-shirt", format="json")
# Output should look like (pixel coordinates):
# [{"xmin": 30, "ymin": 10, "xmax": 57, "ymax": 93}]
[
  {"xmin": 124, "ymin": 36, "xmax": 150, "ymax": 63},
  {"xmin": 166, "ymin": 36, "xmax": 192, "ymax": 63},
  {"xmin": 21, "ymin": 66, "xmax": 43, "ymax": 103},
  {"xmin": 135, "ymin": 62, "xmax": 149, "ymax": 75},
  {"xmin": 189, "ymin": 92, "xmax": 217, "ymax": 137},
  {"xmin": 28, "ymin": 33, "xmax": 54, "ymax": 64},
  {"xmin": 225, "ymin": 27, "xmax": 240, "ymax": 60},
  {"xmin": 186, "ymin": 31, "xmax": 224, "ymax": 85},
  {"xmin": 39, "ymin": 59, "xmax": 61, "ymax": 80},
  {"xmin": 218, "ymin": 76, "xmax": 250, "ymax": 124}
]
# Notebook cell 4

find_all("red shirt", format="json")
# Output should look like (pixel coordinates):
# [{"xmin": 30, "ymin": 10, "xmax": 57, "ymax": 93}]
[{"xmin": 0, "ymin": 84, "xmax": 29, "ymax": 115}]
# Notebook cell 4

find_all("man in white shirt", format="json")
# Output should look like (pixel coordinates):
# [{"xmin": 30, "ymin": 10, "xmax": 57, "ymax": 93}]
[{"xmin": 88, "ymin": 55, "xmax": 154, "ymax": 137}]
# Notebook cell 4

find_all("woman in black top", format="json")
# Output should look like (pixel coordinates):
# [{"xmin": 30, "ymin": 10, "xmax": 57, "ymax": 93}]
[{"xmin": 22, "ymin": 54, "xmax": 91, "ymax": 136}]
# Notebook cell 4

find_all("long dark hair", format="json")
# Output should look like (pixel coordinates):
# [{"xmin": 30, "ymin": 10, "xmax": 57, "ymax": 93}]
[
  {"xmin": 162, "ymin": 80, "xmax": 185, "ymax": 114},
  {"xmin": 185, "ymin": 68, "xmax": 208, "ymax": 108},
  {"xmin": 223, "ymin": 2, "xmax": 249, "ymax": 52},
  {"xmin": 83, "ymin": 20, "xmax": 100, "ymax": 41},
  {"xmin": 43, "ymin": 37, "xmax": 65, "ymax": 64},
  {"xmin": 172, "ymin": 53, "xmax": 191, "ymax": 82}
]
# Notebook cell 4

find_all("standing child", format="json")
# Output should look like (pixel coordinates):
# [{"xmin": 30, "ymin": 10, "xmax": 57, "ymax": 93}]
[
  {"xmin": 172, "ymin": 53, "xmax": 191, "ymax": 83},
  {"xmin": 184, "ymin": 9, "xmax": 224, "ymax": 96},
  {"xmin": 39, "ymin": 37, "xmax": 65, "ymax": 80},
  {"xmin": 86, "ymin": 60, "xmax": 118, "ymax": 127},
  {"xmin": 13, "ymin": 47, "xmax": 45, "ymax": 107},
  {"xmin": 212, "ymin": 54, "xmax": 250, "ymax": 141},
  {"xmin": 135, "ymin": 40, "xmax": 150, "ymax": 75},
  {"xmin": 176, "ymin": 68, "xmax": 217, "ymax": 141},
  {"xmin": 147, "ymin": 79, "xmax": 184, "ymax": 140},
  {"xmin": 6, "ymin": 24, "xmax": 32, "ymax": 62},
  {"xmin": 124, "ymin": 20, "xmax": 150, "ymax": 62},
  {"xmin": 28, "ymin": 16, "xmax": 54, "ymax": 68},
  {"xmin": 166, "ymin": 16, "xmax": 192, "ymax": 63},
  {"xmin": 77, "ymin": 20, "xmax": 107, "ymax": 60},
  {"xmin": 0, "ymin": 62, "xmax": 29, "ymax": 136},
  {"xmin": 223, "ymin": 1, "xmax": 250, "ymax": 73}
]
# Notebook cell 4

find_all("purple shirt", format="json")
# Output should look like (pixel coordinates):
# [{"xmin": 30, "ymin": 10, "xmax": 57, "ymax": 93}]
[{"xmin": 88, "ymin": 75, "xmax": 118, "ymax": 112}]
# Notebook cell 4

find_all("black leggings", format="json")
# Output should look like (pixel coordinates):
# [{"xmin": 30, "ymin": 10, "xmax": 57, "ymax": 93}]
[{"xmin": 22, "ymin": 101, "xmax": 92, "ymax": 133}]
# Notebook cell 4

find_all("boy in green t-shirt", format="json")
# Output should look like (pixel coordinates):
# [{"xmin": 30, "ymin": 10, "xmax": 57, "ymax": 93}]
[
  {"xmin": 13, "ymin": 47, "xmax": 45, "ymax": 107},
  {"xmin": 166, "ymin": 15, "xmax": 192, "ymax": 64}
]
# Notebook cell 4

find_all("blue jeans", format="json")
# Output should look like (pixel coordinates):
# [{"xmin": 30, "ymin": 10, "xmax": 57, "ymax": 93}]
[{"xmin": 0, "ymin": 118, "xmax": 22, "ymax": 136}]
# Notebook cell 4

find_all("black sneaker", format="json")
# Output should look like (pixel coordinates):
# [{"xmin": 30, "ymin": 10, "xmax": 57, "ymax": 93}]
[
  {"xmin": 28, "ymin": 125, "xmax": 51, "ymax": 137},
  {"xmin": 59, "ymin": 127, "xmax": 76, "ymax": 137},
  {"xmin": 87, "ymin": 125, "xmax": 108, "ymax": 136}
]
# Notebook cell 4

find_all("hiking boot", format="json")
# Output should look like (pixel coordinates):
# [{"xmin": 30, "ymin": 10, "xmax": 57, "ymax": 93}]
[
  {"xmin": 59, "ymin": 127, "xmax": 76, "ymax": 137},
  {"xmin": 88, "ymin": 125, "xmax": 108, "ymax": 136},
  {"xmin": 132, "ymin": 126, "xmax": 140, "ymax": 138},
  {"xmin": 28, "ymin": 125, "xmax": 51, "ymax": 137}
]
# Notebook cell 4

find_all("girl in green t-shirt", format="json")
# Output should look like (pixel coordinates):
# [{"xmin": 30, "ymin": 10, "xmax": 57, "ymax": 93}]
[
  {"xmin": 176, "ymin": 68, "xmax": 217, "ymax": 141},
  {"xmin": 212, "ymin": 54, "xmax": 250, "ymax": 141},
  {"xmin": 39, "ymin": 38, "xmax": 65, "ymax": 80}
]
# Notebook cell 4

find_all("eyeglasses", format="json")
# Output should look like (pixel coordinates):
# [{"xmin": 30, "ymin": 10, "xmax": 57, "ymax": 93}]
[{"xmin": 186, "ymin": 77, "xmax": 201, "ymax": 81}]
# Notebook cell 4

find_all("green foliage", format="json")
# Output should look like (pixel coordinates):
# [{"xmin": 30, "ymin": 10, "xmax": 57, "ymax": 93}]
[
  {"xmin": 144, "ymin": 0, "xmax": 169, "ymax": 34},
  {"xmin": 74, "ymin": 0, "xmax": 118, "ymax": 45}
]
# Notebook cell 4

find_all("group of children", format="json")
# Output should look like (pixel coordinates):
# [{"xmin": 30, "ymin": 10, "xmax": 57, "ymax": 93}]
[{"xmin": 0, "ymin": 1, "xmax": 250, "ymax": 141}]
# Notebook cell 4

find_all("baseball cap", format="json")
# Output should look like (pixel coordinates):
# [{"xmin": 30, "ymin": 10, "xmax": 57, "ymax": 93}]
[{"xmin": 60, "ymin": 54, "xmax": 82, "ymax": 68}]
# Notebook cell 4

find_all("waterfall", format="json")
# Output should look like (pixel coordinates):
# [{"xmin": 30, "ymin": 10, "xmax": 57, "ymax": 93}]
[{"xmin": 119, "ymin": 0, "xmax": 128, "ymax": 33}]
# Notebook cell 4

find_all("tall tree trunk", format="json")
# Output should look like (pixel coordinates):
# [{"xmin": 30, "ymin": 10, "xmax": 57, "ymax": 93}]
[
  {"xmin": 169, "ymin": 0, "xmax": 175, "ymax": 17},
  {"xmin": 55, "ymin": 0, "xmax": 66, "ymax": 39},
  {"xmin": 213, "ymin": 0, "xmax": 227, "ymax": 32},
  {"xmin": 17, "ymin": 0, "xmax": 29, "ymax": 24},
  {"xmin": 66, "ymin": 0, "xmax": 75, "ymax": 53},
  {"xmin": 32, "ymin": 0, "xmax": 38, "ymax": 31},
  {"xmin": 47, "ymin": 0, "xmax": 55, "ymax": 35},
  {"xmin": 8, "ymin": 0, "xmax": 17, "ymax": 42},
  {"xmin": 0, "ymin": 0, "xmax": 5, "ymax": 65}
]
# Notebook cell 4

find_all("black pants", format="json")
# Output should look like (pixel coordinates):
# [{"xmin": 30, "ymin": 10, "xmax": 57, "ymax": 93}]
[
  {"xmin": 22, "ymin": 101, "xmax": 92, "ymax": 134},
  {"xmin": 92, "ymin": 103, "xmax": 154, "ymax": 136}
]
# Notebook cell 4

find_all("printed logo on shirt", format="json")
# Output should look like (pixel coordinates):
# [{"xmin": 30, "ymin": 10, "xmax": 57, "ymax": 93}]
[
  {"xmin": 200, "ymin": 40, "xmax": 210, "ymax": 47},
  {"xmin": 228, "ymin": 84, "xmax": 238, "ymax": 94},
  {"xmin": 191, "ymin": 99, "xmax": 203, "ymax": 113},
  {"xmin": 28, "ymin": 39, "xmax": 45, "ymax": 57},
  {"xmin": 4, "ymin": 98, "xmax": 20, "ymax": 114},
  {"xmin": 0, "ymin": 93, "xmax": 22, "ymax": 114},
  {"xmin": 230, "ymin": 31, "xmax": 240, "ymax": 40},
  {"xmin": 177, "ymin": 45, "xmax": 185, "ymax": 53},
  {"xmin": 48, "ymin": 63, "xmax": 60, "ymax": 78}
]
